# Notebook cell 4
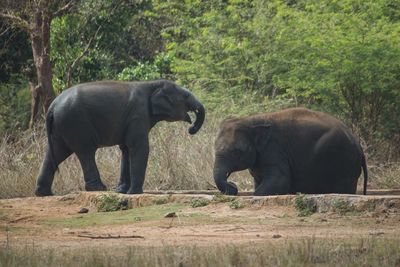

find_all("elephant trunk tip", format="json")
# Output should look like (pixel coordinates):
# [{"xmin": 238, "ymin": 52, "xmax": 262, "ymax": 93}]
[
  {"xmin": 214, "ymin": 167, "xmax": 239, "ymax": 195},
  {"xmin": 188, "ymin": 106, "xmax": 205, "ymax": 135}
]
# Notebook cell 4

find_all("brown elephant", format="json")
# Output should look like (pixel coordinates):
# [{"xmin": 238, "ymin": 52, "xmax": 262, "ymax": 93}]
[
  {"xmin": 35, "ymin": 80, "xmax": 205, "ymax": 196},
  {"xmin": 213, "ymin": 108, "xmax": 367, "ymax": 196}
]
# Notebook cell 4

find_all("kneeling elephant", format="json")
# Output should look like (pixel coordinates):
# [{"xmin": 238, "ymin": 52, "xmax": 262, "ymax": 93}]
[{"xmin": 213, "ymin": 108, "xmax": 367, "ymax": 196}]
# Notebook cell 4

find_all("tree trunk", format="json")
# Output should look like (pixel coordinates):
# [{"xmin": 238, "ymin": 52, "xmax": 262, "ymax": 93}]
[
  {"xmin": 29, "ymin": 8, "xmax": 55, "ymax": 127},
  {"xmin": 28, "ymin": 81, "xmax": 40, "ymax": 129}
]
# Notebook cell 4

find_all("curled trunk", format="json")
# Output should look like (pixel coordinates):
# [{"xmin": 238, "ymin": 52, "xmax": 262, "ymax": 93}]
[
  {"xmin": 187, "ymin": 95, "xmax": 205, "ymax": 135},
  {"xmin": 213, "ymin": 161, "xmax": 238, "ymax": 195}
]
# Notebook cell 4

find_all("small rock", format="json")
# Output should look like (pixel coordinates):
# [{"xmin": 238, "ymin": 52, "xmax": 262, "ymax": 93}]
[
  {"xmin": 78, "ymin": 208, "xmax": 89, "ymax": 214},
  {"xmin": 164, "ymin": 212, "xmax": 177, "ymax": 218},
  {"xmin": 272, "ymin": 234, "xmax": 282, "ymax": 239},
  {"xmin": 119, "ymin": 199, "xmax": 129, "ymax": 210}
]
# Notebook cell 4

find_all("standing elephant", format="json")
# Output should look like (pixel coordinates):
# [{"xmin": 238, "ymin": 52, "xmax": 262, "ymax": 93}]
[
  {"xmin": 35, "ymin": 80, "xmax": 205, "ymax": 196},
  {"xmin": 213, "ymin": 108, "xmax": 367, "ymax": 196}
]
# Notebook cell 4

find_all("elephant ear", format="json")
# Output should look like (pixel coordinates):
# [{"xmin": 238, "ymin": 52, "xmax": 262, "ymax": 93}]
[
  {"xmin": 150, "ymin": 87, "xmax": 174, "ymax": 118},
  {"xmin": 251, "ymin": 123, "xmax": 272, "ymax": 149}
]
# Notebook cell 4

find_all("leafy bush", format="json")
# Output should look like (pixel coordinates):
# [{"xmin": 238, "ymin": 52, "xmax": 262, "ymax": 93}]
[
  {"xmin": 117, "ymin": 53, "xmax": 172, "ymax": 81},
  {"xmin": 212, "ymin": 193, "xmax": 235, "ymax": 203},
  {"xmin": 153, "ymin": 196, "xmax": 169, "ymax": 205},
  {"xmin": 0, "ymin": 75, "xmax": 30, "ymax": 134},
  {"xmin": 228, "ymin": 199, "xmax": 243, "ymax": 209},
  {"xmin": 190, "ymin": 198, "xmax": 210, "ymax": 208},
  {"xmin": 332, "ymin": 199, "xmax": 356, "ymax": 215},
  {"xmin": 93, "ymin": 194, "xmax": 123, "ymax": 212},
  {"xmin": 294, "ymin": 194, "xmax": 317, "ymax": 217}
]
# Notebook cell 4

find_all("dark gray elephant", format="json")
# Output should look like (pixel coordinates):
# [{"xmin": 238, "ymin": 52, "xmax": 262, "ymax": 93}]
[
  {"xmin": 35, "ymin": 80, "xmax": 205, "ymax": 196},
  {"xmin": 213, "ymin": 108, "xmax": 367, "ymax": 196}
]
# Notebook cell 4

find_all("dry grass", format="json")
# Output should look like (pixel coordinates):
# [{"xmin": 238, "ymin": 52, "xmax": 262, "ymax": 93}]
[
  {"xmin": 0, "ymin": 115, "xmax": 253, "ymax": 199},
  {"xmin": 1, "ymin": 237, "xmax": 400, "ymax": 267},
  {"xmin": 0, "ymin": 113, "xmax": 399, "ymax": 199}
]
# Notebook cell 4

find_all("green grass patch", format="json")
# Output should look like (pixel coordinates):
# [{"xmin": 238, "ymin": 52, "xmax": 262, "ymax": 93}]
[
  {"xmin": 294, "ymin": 194, "xmax": 317, "ymax": 217},
  {"xmin": 93, "ymin": 193, "xmax": 127, "ymax": 212},
  {"xmin": 0, "ymin": 225, "xmax": 25, "ymax": 233},
  {"xmin": 212, "ymin": 193, "xmax": 235, "ymax": 203},
  {"xmin": 45, "ymin": 203, "xmax": 185, "ymax": 228},
  {"xmin": 332, "ymin": 199, "xmax": 357, "ymax": 215},
  {"xmin": 153, "ymin": 196, "xmax": 169, "ymax": 205},
  {"xmin": 190, "ymin": 198, "xmax": 210, "ymax": 208},
  {"xmin": 228, "ymin": 199, "xmax": 243, "ymax": 209},
  {"xmin": 0, "ymin": 209, "xmax": 8, "ymax": 221}
]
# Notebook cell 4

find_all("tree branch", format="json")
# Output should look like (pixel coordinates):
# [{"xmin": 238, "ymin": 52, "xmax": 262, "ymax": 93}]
[
  {"xmin": 66, "ymin": 25, "xmax": 102, "ymax": 87},
  {"xmin": 53, "ymin": 1, "xmax": 75, "ymax": 18},
  {"xmin": 0, "ymin": 12, "xmax": 30, "ymax": 32}
]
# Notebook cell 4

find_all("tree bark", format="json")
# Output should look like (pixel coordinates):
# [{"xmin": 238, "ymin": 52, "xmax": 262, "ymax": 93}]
[
  {"xmin": 29, "ymin": 7, "xmax": 55, "ymax": 127},
  {"xmin": 1, "ymin": 1, "xmax": 77, "ymax": 128},
  {"xmin": 28, "ymin": 81, "xmax": 40, "ymax": 129}
]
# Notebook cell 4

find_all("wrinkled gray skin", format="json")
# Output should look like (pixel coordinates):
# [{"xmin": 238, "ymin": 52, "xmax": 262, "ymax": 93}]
[
  {"xmin": 35, "ymin": 80, "xmax": 205, "ymax": 196},
  {"xmin": 214, "ymin": 108, "xmax": 368, "ymax": 196}
]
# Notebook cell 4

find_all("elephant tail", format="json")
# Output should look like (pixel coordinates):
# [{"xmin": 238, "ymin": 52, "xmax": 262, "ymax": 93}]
[
  {"xmin": 361, "ymin": 151, "xmax": 368, "ymax": 195},
  {"xmin": 46, "ymin": 108, "xmax": 58, "ymax": 173}
]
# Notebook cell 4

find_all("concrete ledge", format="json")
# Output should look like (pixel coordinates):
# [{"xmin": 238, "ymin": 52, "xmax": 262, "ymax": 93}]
[{"xmin": 58, "ymin": 190, "xmax": 400, "ymax": 213}]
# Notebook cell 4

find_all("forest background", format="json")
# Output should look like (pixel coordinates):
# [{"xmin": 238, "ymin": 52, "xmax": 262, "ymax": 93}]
[{"xmin": 0, "ymin": 0, "xmax": 399, "ymax": 198}]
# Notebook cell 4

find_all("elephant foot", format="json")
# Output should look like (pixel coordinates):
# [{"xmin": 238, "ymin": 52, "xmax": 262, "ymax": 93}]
[
  {"xmin": 116, "ymin": 184, "xmax": 130, "ymax": 194},
  {"xmin": 85, "ymin": 181, "xmax": 107, "ymax": 192},
  {"xmin": 35, "ymin": 187, "xmax": 53, "ymax": 197},
  {"xmin": 126, "ymin": 187, "xmax": 143, "ymax": 195},
  {"xmin": 225, "ymin": 182, "xmax": 238, "ymax": 195}
]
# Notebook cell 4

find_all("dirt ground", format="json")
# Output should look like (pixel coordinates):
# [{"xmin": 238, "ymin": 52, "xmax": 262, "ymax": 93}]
[{"xmin": 1, "ymin": 191, "xmax": 400, "ymax": 251}]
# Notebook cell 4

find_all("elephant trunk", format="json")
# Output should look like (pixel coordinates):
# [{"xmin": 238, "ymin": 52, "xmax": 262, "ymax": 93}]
[
  {"xmin": 213, "ymin": 161, "xmax": 238, "ymax": 195},
  {"xmin": 187, "ymin": 95, "xmax": 205, "ymax": 135}
]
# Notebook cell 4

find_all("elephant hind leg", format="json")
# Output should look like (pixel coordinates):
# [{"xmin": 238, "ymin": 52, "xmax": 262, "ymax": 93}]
[
  {"xmin": 327, "ymin": 176, "xmax": 358, "ymax": 194},
  {"xmin": 76, "ymin": 150, "xmax": 107, "ymax": 192},
  {"xmin": 35, "ymin": 140, "xmax": 72, "ymax": 196}
]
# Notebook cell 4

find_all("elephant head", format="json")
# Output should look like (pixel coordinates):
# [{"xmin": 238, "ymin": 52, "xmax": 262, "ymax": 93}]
[
  {"xmin": 213, "ymin": 119, "xmax": 271, "ymax": 195},
  {"xmin": 150, "ymin": 80, "xmax": 205, "ymax": 134}
]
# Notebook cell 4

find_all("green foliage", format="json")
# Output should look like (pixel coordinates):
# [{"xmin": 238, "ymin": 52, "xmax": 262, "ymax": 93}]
[
  {"xmin": 155, "ymin": 0, "xmax": 400, "ymax": 154},
  {"xmin": 93, "ymin": 194, "xmax": 123, "ymax": 212},
  {"xmin": 153, "ymin": 196, "xmax": 169, "ymax": 205},
  {"xmin": 212, "ymin": 193, "xmax": 235, "ymax": 203},
  {"xmin": 190, "ymin": 198, "xmax": 210, "ymax": 208},
  {"xmin": 51, "ymin": 0, "xmax": 162, "ymax": 91},
  {"xmin": 0, "ymin": 75, "xmax": 30, "ymax": 133},
  {"xmin": 117, "ymin": 53, "xmax": 172, "ymax": 81},
  {"xmin": 228, "ymin": 199, "xmax": 243, "ymax": 209},
  {"xmin": 47, "ymin": 203, "xmax": 185, "ymax": 227},
  {"xmin": 1, "ymin": 0, "xmax": 399, "ymax": 160},
  {"xmin": 212, "ymin": 193, "xmax": 242, "ymax": 209},
  {"xmin": 294, "ymin": 194, "xmax": 317, "ymax": 217},
  {"xmin": 332, "ymin": 199, "xmax": 356, "ymax": 215},
  {"xmin": 262, "ymin": 0, "xmax": 400, "ymax": 141}
]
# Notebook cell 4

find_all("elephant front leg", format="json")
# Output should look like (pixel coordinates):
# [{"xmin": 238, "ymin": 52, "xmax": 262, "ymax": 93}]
[
  {"xmin": 253, "ymin": 165, "xmax": 292, "ymax": 196},
  {"xmin": 116, "ymin": 145, "xmax": 130, "ymax": 193},
  {"xmin": 126, "ymin": 140, "xmax": 149, "ymax": 194}
]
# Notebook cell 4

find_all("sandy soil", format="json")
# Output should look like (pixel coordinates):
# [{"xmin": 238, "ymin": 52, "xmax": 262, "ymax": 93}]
[{"xmin": 1, "ymin": 192, "xmax": 400, "ymax": 250}]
